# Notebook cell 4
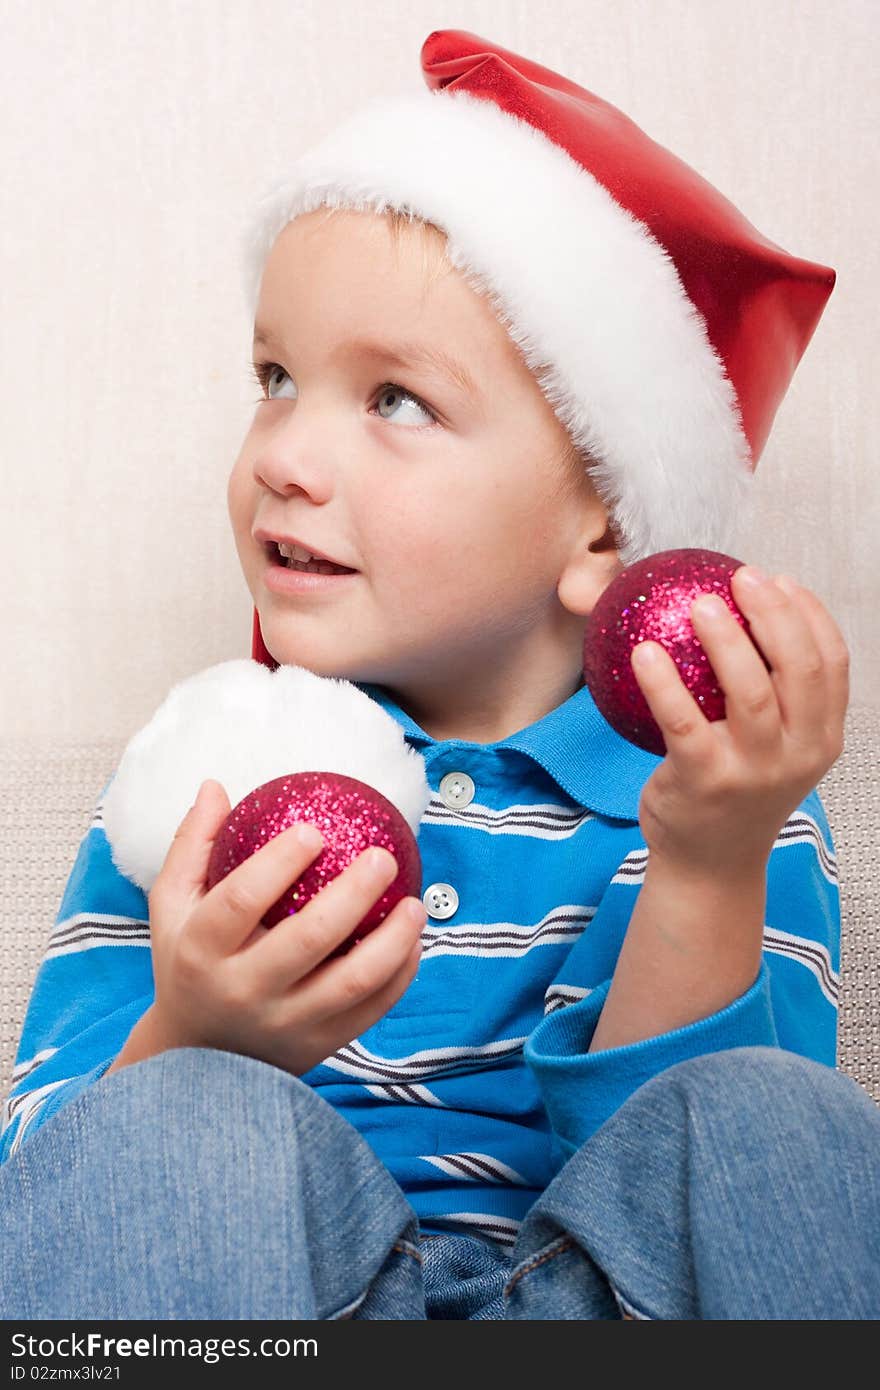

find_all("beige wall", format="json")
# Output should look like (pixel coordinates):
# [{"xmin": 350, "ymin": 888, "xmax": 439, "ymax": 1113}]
[{"xmin": 3, "ymin": 0, "xmax": 877, "ymax": 743}]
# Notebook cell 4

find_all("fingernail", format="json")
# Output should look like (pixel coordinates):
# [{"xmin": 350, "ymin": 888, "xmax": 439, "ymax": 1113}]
[
  {"xmin": 295, "ymin": 824, "xmax": 323, "ymax": 852},
  {"xmin": 406, "ymin": 898, "xmax": 427, "ymax": 927},
  {"xmin": 367, "ymin": 846, "xmax": 395, "ymax": 875},
  {"xmin": 633, "ymin": 642, "xmax": 661, "ymax": 666},
  {"xmin": 693, "ymin": 593, "xmax": 727, "ymax": 619},
  {"xmin": 737, "ymin": 565, "xmax": 768, "ymax": 588}
]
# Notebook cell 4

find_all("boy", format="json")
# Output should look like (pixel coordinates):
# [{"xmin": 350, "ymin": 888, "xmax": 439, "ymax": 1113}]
[{"xmin": 2, "ymin": 31, "xmax": 877, "ymax": 1320}]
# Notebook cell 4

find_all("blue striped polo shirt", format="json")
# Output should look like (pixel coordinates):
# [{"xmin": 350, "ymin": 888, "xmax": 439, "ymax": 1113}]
[{"xmin": 0, "ymin": 674, "xmax": 840, "ymax": 1250}]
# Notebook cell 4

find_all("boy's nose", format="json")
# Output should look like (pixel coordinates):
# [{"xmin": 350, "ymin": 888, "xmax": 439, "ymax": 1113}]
[{"xmin": 252, "ymin": 447, "xmax": 335, "ymax": 504}]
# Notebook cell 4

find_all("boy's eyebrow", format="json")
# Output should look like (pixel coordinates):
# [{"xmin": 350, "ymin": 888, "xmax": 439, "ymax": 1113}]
[{"xmin": 252, "ymin": 327, "xmax": 480, "ymax": 400}]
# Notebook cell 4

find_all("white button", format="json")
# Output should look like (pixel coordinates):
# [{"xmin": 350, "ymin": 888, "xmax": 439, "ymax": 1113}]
[
  {"xmin": 423, "ymin": 882, "xmax": 459, "ymax": 920},
  {"xmin": 439, "ymin": 772, "xmax": 475, "ymax": 809}
]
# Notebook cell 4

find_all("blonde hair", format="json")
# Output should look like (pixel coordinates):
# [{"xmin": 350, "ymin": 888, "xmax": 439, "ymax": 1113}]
[{"xmin": 313, "ymin": 203, "xmax": 452, "ymax": 291}]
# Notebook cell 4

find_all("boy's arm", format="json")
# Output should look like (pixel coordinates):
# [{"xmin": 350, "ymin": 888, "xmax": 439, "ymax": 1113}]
[
  {"xmin": 524, "ymin": 788, "xmax": 838, "ymax": 1160},
  {"xmin": 104, "ymin": 1002, "xmax": 178, "ymax": 1074},
  {"xmin": 0, "ymin": 779, "xmax": 154, "ymax": 1163},
  {"xmin": 588, "ymin": 853, "xmax": 765, "ymax": 1052}
]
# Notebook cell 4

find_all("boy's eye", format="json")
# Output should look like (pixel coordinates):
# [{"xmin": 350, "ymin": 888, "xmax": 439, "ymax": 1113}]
[
  {"xmin": 249, "ymin": 360, "xmax": 438, "ymax": 430},
  {"xmin": 373, "ymin": 384, "xmax": 437, "ymax": 429}
]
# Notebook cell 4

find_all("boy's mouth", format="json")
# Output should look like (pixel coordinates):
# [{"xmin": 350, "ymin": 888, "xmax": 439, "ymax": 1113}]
[{"xmin": 264, "ymin": 539, "xmax": 357, "ymax": 576}]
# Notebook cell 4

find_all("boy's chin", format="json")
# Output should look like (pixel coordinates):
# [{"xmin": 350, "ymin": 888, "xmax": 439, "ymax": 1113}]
[
  {"xmin": 258, "ymin": 631, "xmax": 354, "ymax": 681},
  {"xmin": 255, "ymin": 611, "xmax": 394, "ymax": 686}
]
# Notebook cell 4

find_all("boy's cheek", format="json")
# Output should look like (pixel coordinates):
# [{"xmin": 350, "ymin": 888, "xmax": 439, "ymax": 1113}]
[
  {"xmin": 225, "ymin": 465, "xmax": 242, "ymax": 524},
  {"xmin": 226, "ymin": 466, "xmax": 255, "ymax": 539}
]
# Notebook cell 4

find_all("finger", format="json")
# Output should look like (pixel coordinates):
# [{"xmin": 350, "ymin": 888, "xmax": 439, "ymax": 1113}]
[
  {"xmin": 630, "ymin": 640, "xmax": 716, "ymax": 764},
  {"xmin": 191, "ymin": 819, "xmax": 326, "ymax": 956},
  {"xmin": 286, "ymin": 932, "xmax": 423, "ymax": 1071},
  {"xmin": 275, "ymin": 895, "xmax": 425, "ymax": 1030},
  {"xmin": 241, "ymin": 844, "xmax": 402, "ymax": 989},
  {"xmin": 318, "ymin": 930, "xmax": 423, "ymax": 1042},
  {"xmin": 728, "ymin": 568, "xmax": 827, "ymax": 748},
  {"xmin": 150, "ymin": 779, "xmax": 232, "ymax": 911},
  {"xmin": 774, "ymin": 575, "xmax": 851, "ymax": 743},
  {"xmin": 689, "ymin": 588, "xmax": 783, "ymax": 753}
]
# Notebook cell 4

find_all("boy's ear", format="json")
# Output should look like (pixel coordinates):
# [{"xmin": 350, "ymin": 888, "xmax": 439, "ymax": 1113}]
[{"xmin": 557, "ymin": 513, "xmax": 623, "ymax": 616}]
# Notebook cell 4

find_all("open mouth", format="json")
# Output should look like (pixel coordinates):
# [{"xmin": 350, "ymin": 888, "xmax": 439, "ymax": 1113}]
[{"xmin": 265, "ymin": 541, "xmax": 357, "ymax": 576}]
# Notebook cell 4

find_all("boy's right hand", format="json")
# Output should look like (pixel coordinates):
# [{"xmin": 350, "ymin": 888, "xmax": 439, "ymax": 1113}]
[{"xmin": 143, "ymin": 779, "xmax": 427, "ymax": 1076}]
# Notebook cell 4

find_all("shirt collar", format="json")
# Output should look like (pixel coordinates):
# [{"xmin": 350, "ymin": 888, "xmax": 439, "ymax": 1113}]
[{"xmin": 351, "ymin": 677, "xmax": 661, "ymax": 822}]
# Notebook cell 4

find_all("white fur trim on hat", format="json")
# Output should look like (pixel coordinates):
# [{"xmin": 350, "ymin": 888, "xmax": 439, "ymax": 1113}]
[
  {"xmin": 241, "ymin": 87, "xmax": 754, "ymax": 567},
  {"xmin": 101, "ymin": 659, "xmax": 431, "ymax": 893}
]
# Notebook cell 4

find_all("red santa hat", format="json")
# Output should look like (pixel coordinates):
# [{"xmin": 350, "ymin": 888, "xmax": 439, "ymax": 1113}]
[{"xmin": 241, "ymin": 29, "xmax": 836, "ymax": 670}]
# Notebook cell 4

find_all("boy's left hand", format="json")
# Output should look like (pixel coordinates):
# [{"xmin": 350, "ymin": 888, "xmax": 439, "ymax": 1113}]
[{"xmin": 630, "ymin": 567, "xmax": 850, "ymax": 878}]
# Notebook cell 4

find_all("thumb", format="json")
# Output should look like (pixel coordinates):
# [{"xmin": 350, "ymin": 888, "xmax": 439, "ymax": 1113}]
[
  {"xmin": 153, "ymin": 778, "xmax": 232, "ymax": 904},
  {"xmin": 192, "ymin": 778, "xmax": 232, "ymax": 822},
  {"xmin": 180, "ymin": 778, "xmax": 232, "ymax": 833}
]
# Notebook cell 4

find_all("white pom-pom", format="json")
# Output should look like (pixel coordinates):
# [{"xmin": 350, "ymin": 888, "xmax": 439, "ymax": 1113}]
[{"xmin": 101, "ymin": 660, "xmax": 431, "ymax": 891}]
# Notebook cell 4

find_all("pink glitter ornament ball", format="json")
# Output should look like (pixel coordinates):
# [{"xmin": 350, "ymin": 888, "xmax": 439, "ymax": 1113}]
[
  {"xmin": 583, "ymin": 548, "xmax": 771, "ymax": 757},
  {"xmin": 206, "ymin": 771, "xmax": 422, "ymax": 959}
]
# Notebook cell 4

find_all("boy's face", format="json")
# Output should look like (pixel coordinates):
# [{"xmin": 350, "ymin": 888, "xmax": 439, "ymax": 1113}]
[{"xmin": 228, "ymin": 208, "xmax": 616, "ymax": 740}]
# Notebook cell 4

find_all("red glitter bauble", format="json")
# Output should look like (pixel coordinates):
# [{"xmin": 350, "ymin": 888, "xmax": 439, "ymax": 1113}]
[
  {"xmin": 206, "ymin": 771, "xmax": 422, "ymax": 959},
  {"xmin": 583, "ymin": 548, "xmax": 770, "ymax": 757}
]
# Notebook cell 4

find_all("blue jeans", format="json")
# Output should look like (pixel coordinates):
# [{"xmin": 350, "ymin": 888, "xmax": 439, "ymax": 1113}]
[{"xmin": 1, "ymin": 1046, "xmax": 878, "ymax": 1319}]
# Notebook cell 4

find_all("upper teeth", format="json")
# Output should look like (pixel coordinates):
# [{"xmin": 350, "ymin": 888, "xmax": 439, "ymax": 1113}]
[{"xmin": 278, "ymin": 542, "xmax": 317, "ymax": 562}]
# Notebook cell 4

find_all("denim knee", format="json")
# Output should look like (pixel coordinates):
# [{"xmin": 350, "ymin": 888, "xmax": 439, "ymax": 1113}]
[
  {"xmin": 638, "ymin": 1045, "xmax": 879, "ymax": 1130},
  {"xmin": 1, "ymin": 1045, "xmax": 423, "ymax": 1319},
  {"xmin": 505, "ymin": 1046, "xmax": 880, "ymax": 1320}
]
